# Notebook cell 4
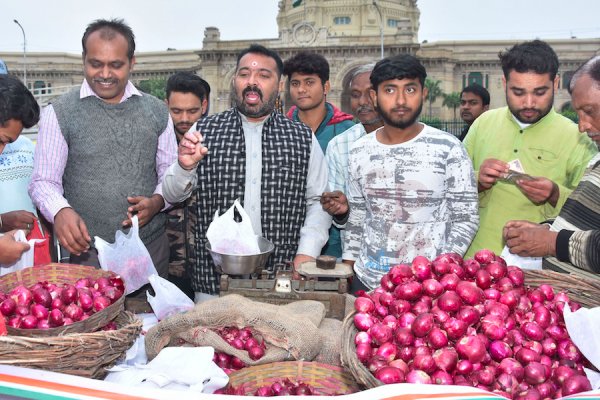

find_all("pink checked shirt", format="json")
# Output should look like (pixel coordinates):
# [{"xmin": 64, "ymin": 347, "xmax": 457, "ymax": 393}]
[{"xmin": 29, "ymin": 80, "xmax": 178, "ymax": 223}]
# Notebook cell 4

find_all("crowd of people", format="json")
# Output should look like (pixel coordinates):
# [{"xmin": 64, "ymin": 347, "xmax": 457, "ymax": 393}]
[{"xmin": 1, "ymin": 18, "xmax": 599, "ymax": 300}]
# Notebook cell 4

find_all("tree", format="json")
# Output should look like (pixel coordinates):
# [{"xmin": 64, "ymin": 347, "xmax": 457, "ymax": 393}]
[
  {"xmin": 137, "ymin": 78, "xmax": 167, "ymax": 100},
  {"xmin": 425, "ymin": 78, "xmax": 443, "ymax": 118},
  {"xmin": 442, "ymin": 92, "xmax": 462, "ymax": 120}
]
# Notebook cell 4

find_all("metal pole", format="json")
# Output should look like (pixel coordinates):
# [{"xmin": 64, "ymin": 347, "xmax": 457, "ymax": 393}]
[
  {"xmin": 373, "ymin": 1, "xmax": 384, "ymax": 59},
  {"xmin": 13, "ymin": 19, "xmax": 27, "ymax": 87}
]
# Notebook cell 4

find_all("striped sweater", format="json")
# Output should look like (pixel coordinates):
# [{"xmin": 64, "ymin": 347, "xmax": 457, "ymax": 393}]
[{"xmin": 545, "ymin": 155, "xmax": 600, "ymax": 275}]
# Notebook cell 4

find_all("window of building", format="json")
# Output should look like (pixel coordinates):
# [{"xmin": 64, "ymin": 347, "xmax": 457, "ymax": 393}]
[
  {"xmin": 387, "ymin": 19, "xmax": 399, "ymax": 27},
  {"xmin": 334, "ymin": 16, "xmax": 351, "ymax": 25},
  {"xmin": 33, "ymin": 80, "xmax": 47, "ymax": 95},
  {"xmin": 467, "ymin": 72, "xmax": 483, "ymax": 87}
]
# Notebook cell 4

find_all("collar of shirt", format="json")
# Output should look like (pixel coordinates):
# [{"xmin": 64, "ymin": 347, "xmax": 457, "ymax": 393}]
[{"xmin": 79, "ymin": 79, "xmax": 141, "ymax": 103}]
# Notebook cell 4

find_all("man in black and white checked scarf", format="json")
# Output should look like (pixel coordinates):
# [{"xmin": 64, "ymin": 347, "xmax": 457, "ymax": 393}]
[{"xmin": 163, "ymin": 44, "xmax": 331, "ymax": 301}]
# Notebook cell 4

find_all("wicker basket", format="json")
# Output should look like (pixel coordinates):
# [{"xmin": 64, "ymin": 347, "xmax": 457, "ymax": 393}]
[
  {"xmin": 341, "ymin": 268, "xmax": 600, "ymax": 389},
  {"xmin": 226, "ymin": 361, "xmax": 360, "ymax": 395},
  {"xmin": 0, "ymin": 310, "xmax": 141, "ymax": 379},
  {"xmin": 0, "ymin": 263, "xmax": 125, "ymax": 337},
  {"xmin": 341, "ymin": 310, "xmax": 381, "ymax": 389},
  {"xmin": 523, "ymin": 269, "xmax": 600, "ymax": 308}
]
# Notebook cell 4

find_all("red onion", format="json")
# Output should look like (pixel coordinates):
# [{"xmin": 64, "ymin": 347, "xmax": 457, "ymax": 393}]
[
  {"xmin": 552, "ymin": 365, "xmax": 577, "ymax": 385},
  {"xmin": 368, "ymin": 355, "xmax": 388, "ymax": 372},
  {"xmin": 397, "ymin": 312, "xmax": 416, "ymax": 328},
  {"xmin": 437, "ymin": 291, "xmax": 462, "ymax": 313},
  {"xmin": 557, "ymin": 339, "xmax": 583, "ymax": 363},
  {"xmin": 411, "ymin": 313, "xmax": 434, "ymax": 337},
  {"xmin": 456, "ymin": 335, "xmax": 486, "ymax": 363},
  {"xmin": 15, "ymin": 305, "xmax": 29, "ymax": 316},
  {"xmin": 380, "ymin": 274, "xmax": 395, "ymax": 292},
  {"xmin": 422, "ymin": 279, "xmax": 444, "ymax": 297},
  {"xmin": 456, "ymin": 281, "xmax": 483, "ymax": 305},
  {"xmin": 561, "ymin": 374, "xmax": 592, "ymax": 396},
  {"xmin": 389, "ymin": 299, "xmax": 411, "ymax": 317},
  {"xmin": 0, "ymin": 298, "xmax": 16, "ymax": 316},
  {"xmin": 456, "ymin": 359, "xmax": 473, "ymax": 375},
  {"xmin": 474, "ymin": 249, "xmax": 495, "ymax": 265},
  {"xmin": 524, "ymin": 361, "xmax": 548, "ymax": 385},
  {"xmin": 36, "ymin": 319, "xmax": 50, "ymax": 329},
  {"xmin": 411, "ymin": 301, "xmax": 431, "ymax": 314},
  {"xmin": 496, "ymin": 277, "xmax": 515, "ymax": 292},
  {"xmin": 248, "ymin": 345, "xmax": 265, "ymax": 360},
  {"xmin": 546, "ymin": 325, "xmax": 569, "ymax": 341},
  {"xmin": 432, "ymin": 260, "xmax": 451, "ymax": 276},
  {"xmin": 443, "ymin": 317, "xmax": 468, "ymax": 340},
  {"xmin": 427, "ymin": 327, "xmax": 448, "ymax": 349},
  {"xmin": 405, "ymin": 370, "xmax": 432, "ymax": 384},
  {"xmin": 388, "ymin": 264, "xmax": 413, "ymax": 285},
  {"xmin": 433, "ymin": 347, "xmax": 458, "ymax": 372},
  {"xmin": 498, "ymin": 358, "xmax": 524, "ymax": 381},
  {"xmin": 32, "ymin": 288, "xmax": 52, "ymax": 308},
  {"xmin": 489, "ymin": 340, "xmax": 513, "ymax": 361},
  {"xmin": 398, "ymin": 346, "xmax": 415, "ymax": 362},
  {"xmin": 475, "ymin": 366, "xmax": 495, "ymax": 386},
  {"xmin": 439, "ymin": 273, "xmax": 460, "ymax": 290},
  {"xmin": 388, "ymin": 359, "xmax": 409, "ymax": 374},
  {"xmin": 383, "ymin": 315, "xmax": 398, "ymax": 330},
  {"xmin": 431, "ymin": 306, "xmax": 450, "ymax": 324},
  {"xmin": 354, "ymin": 312, "xmax": 375, "ymax": 331},
  {"xmin": 521, "ymin": 322, "xmax": 544, "ymax": 341},
  {"xmin": 411, "ymin": 256, "xmax": 433, "ymax": 281},
  {"xmin": 538, "ymin": 284, "xmax": 555, "ymax": 301},
  {"xmin": 93, "ymin": 296, "xmax": 111, "ymax": 312},
  {"xmin": 507, "ymin": 266, "xmax": 525, "ymax": 287},
  {"xmin": 63, "ymin": 303, "xmax": 84, "ymax": 321},
  {"xmin": 375, "ymin": 342, "xmax": 398, "ymax": 362},
  {"xmin": 516, "ymin": 347, "xmax": 541, "ymax": 364},
  {"xmin": 48, "ymin": 309, "xmax": 64, "ymax": 327},
  {"xmin": 484, "ymin": 288, "xmax": 501, "ymax": 300},
  {"xmin": 449, "ymin": 263, "xmax": 466, "ymax": 279},
  {"xmin": 394, "ymin": 281, "xmax": 422, "ymax": 301},
  {"xmin": 413, "ymin": 354, "xmax": 436, "ymax": 374},
  {"xmin": 541, "ymin": 337, "xmax": 557, "ymax": 357},
  {"xmin": 10, "ymin": 285, "xmax": 33, "ymax": 307},
  {"xmin": 30, "ymin": 304, "xmax": 49, "ymax": 320},
  {"xmin": 60, "ymin": 284, "xmax": 77, "ymax": 305},
  {"xmin": 375, "ymin": 366, "xmax": 404, "ymax": 384},
  {"xmin": 431, "ymin": 370, "xmax": 454, "ymax": 385},
  {"xmin": 394, "ymin": 327, "xmax": 414, "ymax": 346},
  {"xmin": 21, "ymin": 315, "xmax": 37, "ymax": 329},
  {"xmin": 356, "ymin": 343, "xmax": 372, "ymax": 363},
  {"xmin": 474, "ymin": 269, "xmax": 492, "ymax": 289},
  {"xmin": 485, "ymin": 261, "xmax": 507, "ymax": 280}
]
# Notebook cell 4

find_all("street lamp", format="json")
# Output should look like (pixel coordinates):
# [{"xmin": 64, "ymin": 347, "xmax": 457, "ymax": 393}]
[
  {"xmin": 13, "ymin": 19, "xmax": 27, "ymax": 87},
  {"xmin": 372, "ymin": 1, "xmax": 384, "ymax": 59}
]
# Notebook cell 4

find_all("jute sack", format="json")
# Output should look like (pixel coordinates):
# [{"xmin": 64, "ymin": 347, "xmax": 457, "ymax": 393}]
[
  {"xmin": 313, "ymin": 294, "xmax": 356, "ymax": 366},
  {"xmin": 145, "ymin": 294, "xmax": 326, "ymax": 365}
]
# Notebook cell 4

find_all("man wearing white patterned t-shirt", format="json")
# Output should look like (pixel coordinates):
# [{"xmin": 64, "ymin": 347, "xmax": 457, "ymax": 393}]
[{"xmin": 343, "ymin": 54, "xmax": 479, "ymax": 292}]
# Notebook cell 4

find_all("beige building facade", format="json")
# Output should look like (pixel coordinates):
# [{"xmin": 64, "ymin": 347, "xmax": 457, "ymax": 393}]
[{"xmin": 2, "ymin": 0, "xmax": 598, "ymax": 119}]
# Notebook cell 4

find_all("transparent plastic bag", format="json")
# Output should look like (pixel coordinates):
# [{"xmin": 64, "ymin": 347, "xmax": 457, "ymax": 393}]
[
  {"xmin": 146, "ymin": 274, "xmax": 194, "ymax": 320},
  {"xmin": 96, "ymin": 216, "xmax": 158, "ymax": 294},
  {"xmin": 206, "ymin": 199, "xmax": 260, "ymax": 255},
  {"xmin": 0, "ymin": 230, "xmax": 42, "ymax": 275}
]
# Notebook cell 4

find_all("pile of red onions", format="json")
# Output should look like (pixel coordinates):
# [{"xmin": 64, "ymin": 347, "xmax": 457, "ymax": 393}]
[
  {"xmin": 353, "ymin": 250, "xmax": 593, "ymax": 399},
  {"xmin": 0, "ymin": 276, "xmax": 124, "ymax": 330},
  {"xmin": 215, "ymin": 378, "xmax": 317, "ymax": 396},
  {"xmin": 213, "ymin": 326, "xmax": 266, "ymax": 373}
]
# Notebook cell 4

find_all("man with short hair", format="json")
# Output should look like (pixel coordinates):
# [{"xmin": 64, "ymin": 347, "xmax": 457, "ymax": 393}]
[
  {"xmin": 344, "ymin": 54, "xmax": 478, "ymax": 291},
  {"xmin": 320, "ymin": 63, "xmax": 382, "ymax": 252},
  {"xmin": 503, "ymin": 55, "xmax": 600, "ymax": 276},
  {"xmin": 166, "ymin": 72, "xmax": 210, "ymax": 139},
  {"xmin": 164, "ymin": 72, "xmax": 211, "ymax": 298},
  {"xmin": 29, "ymin": 18, "xmax": 177, "ymax": 276},
  {"xmin": 283, "ymin": 51, "xmax": 354, "ymax": 152},
  {"xmin": 283, "ymin": 51, "xmax": 354, "ymax": 258},
  {"xmin": 0, "ymin": 74, "xmax": 39, "ymax": 264},
  {"xmin": 458, "ymin": 83, "xmax": 490, "ymax": 141},
  {"xmin": 464, "ymin": 40, "xmax": 598, "ymax": 257},
  {"xmin": 163, "ymin": 44, "xmax": 331, "ymax": 301}
]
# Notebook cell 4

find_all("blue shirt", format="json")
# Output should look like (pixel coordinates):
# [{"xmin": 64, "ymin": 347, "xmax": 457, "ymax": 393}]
[{"xmin": 0, "ymin": 135, "xmax": 37, "ymax": 215}]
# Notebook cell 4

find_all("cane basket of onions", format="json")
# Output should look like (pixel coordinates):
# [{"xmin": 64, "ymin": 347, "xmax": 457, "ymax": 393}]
[
  {"xmin": 0, "ymin": 310, "xmax": 141, "ymax": 378},
  {"xmin": 0, "ymin": 263, "xmax": 125, "ymax": 337},
  {"xmin": 341, "ymin": 254, "xmax": 600, "ymax": 398},
  {"xmin": 224, "ymin": 361, "xmax": 360, "ymax": 396}
]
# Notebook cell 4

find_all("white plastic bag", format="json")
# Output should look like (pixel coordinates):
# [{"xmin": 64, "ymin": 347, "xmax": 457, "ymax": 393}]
[
  {"xmin": 96, "ymin": 216, "xmax": 158, "ymax": 294},
  {"xmin": 146, "ymin": 274, "xmax": 194, "ymax": 320},
  {"xmin": 500, "ymin": 245, "xmax": 542, "ymax": 270},
  {"xmin": 0, "ymin": 230, "xmax": 42, "ymax": 275},
  {"xmin": 206, "ymin": 199, "xmax": 260, "ymax": 255}
]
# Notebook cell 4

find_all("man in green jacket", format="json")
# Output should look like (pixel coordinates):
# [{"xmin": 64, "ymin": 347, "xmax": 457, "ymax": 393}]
[
  {"xmin": 464, "ymin": 40, "xmax": 598, "ymax": 257},
  {"xmin": 284, "ymin": 51, "xmax": 354, "ymax": 258}
]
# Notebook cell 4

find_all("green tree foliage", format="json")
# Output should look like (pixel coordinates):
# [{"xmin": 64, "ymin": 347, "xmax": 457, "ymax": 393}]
[
  {"xmin": 425, "ymin": 78, "xmax": 443, "ymax": 118},
  {"xmin": 137, "ymin": 78, "xmax": 167, "ymax": 100},
  {"xmin": 442, "ymin": 92, "xmax": 461, "ymax": 120}
]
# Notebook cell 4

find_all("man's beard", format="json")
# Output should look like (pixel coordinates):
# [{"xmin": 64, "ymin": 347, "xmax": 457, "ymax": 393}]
[
  {"xmin": 508, "ymin": 90, "xmax": 554, "ymax": 124},
  {"xmin": 376, "ymin": 101, "xmax": 423, "ymax": 130},
  {"xmin": 234, "ymin": 85, "xmax": 277, "ymax": 119}
]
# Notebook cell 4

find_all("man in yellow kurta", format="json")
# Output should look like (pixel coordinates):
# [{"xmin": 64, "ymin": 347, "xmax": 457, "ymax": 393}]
[{"xmin": 464, "ymin": 40, "xmax": 598, "ymax": 257}]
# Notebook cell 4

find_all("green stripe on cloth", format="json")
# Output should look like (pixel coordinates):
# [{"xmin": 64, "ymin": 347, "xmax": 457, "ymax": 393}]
[{"xmin": 0, "ymin": 386, "xmax": 79, "ymax": 400}]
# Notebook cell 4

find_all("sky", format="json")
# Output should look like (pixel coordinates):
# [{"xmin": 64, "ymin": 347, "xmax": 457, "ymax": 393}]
[{"xmin": 2, "ymin": 0, "xmax": 600, "ymax": 54}]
